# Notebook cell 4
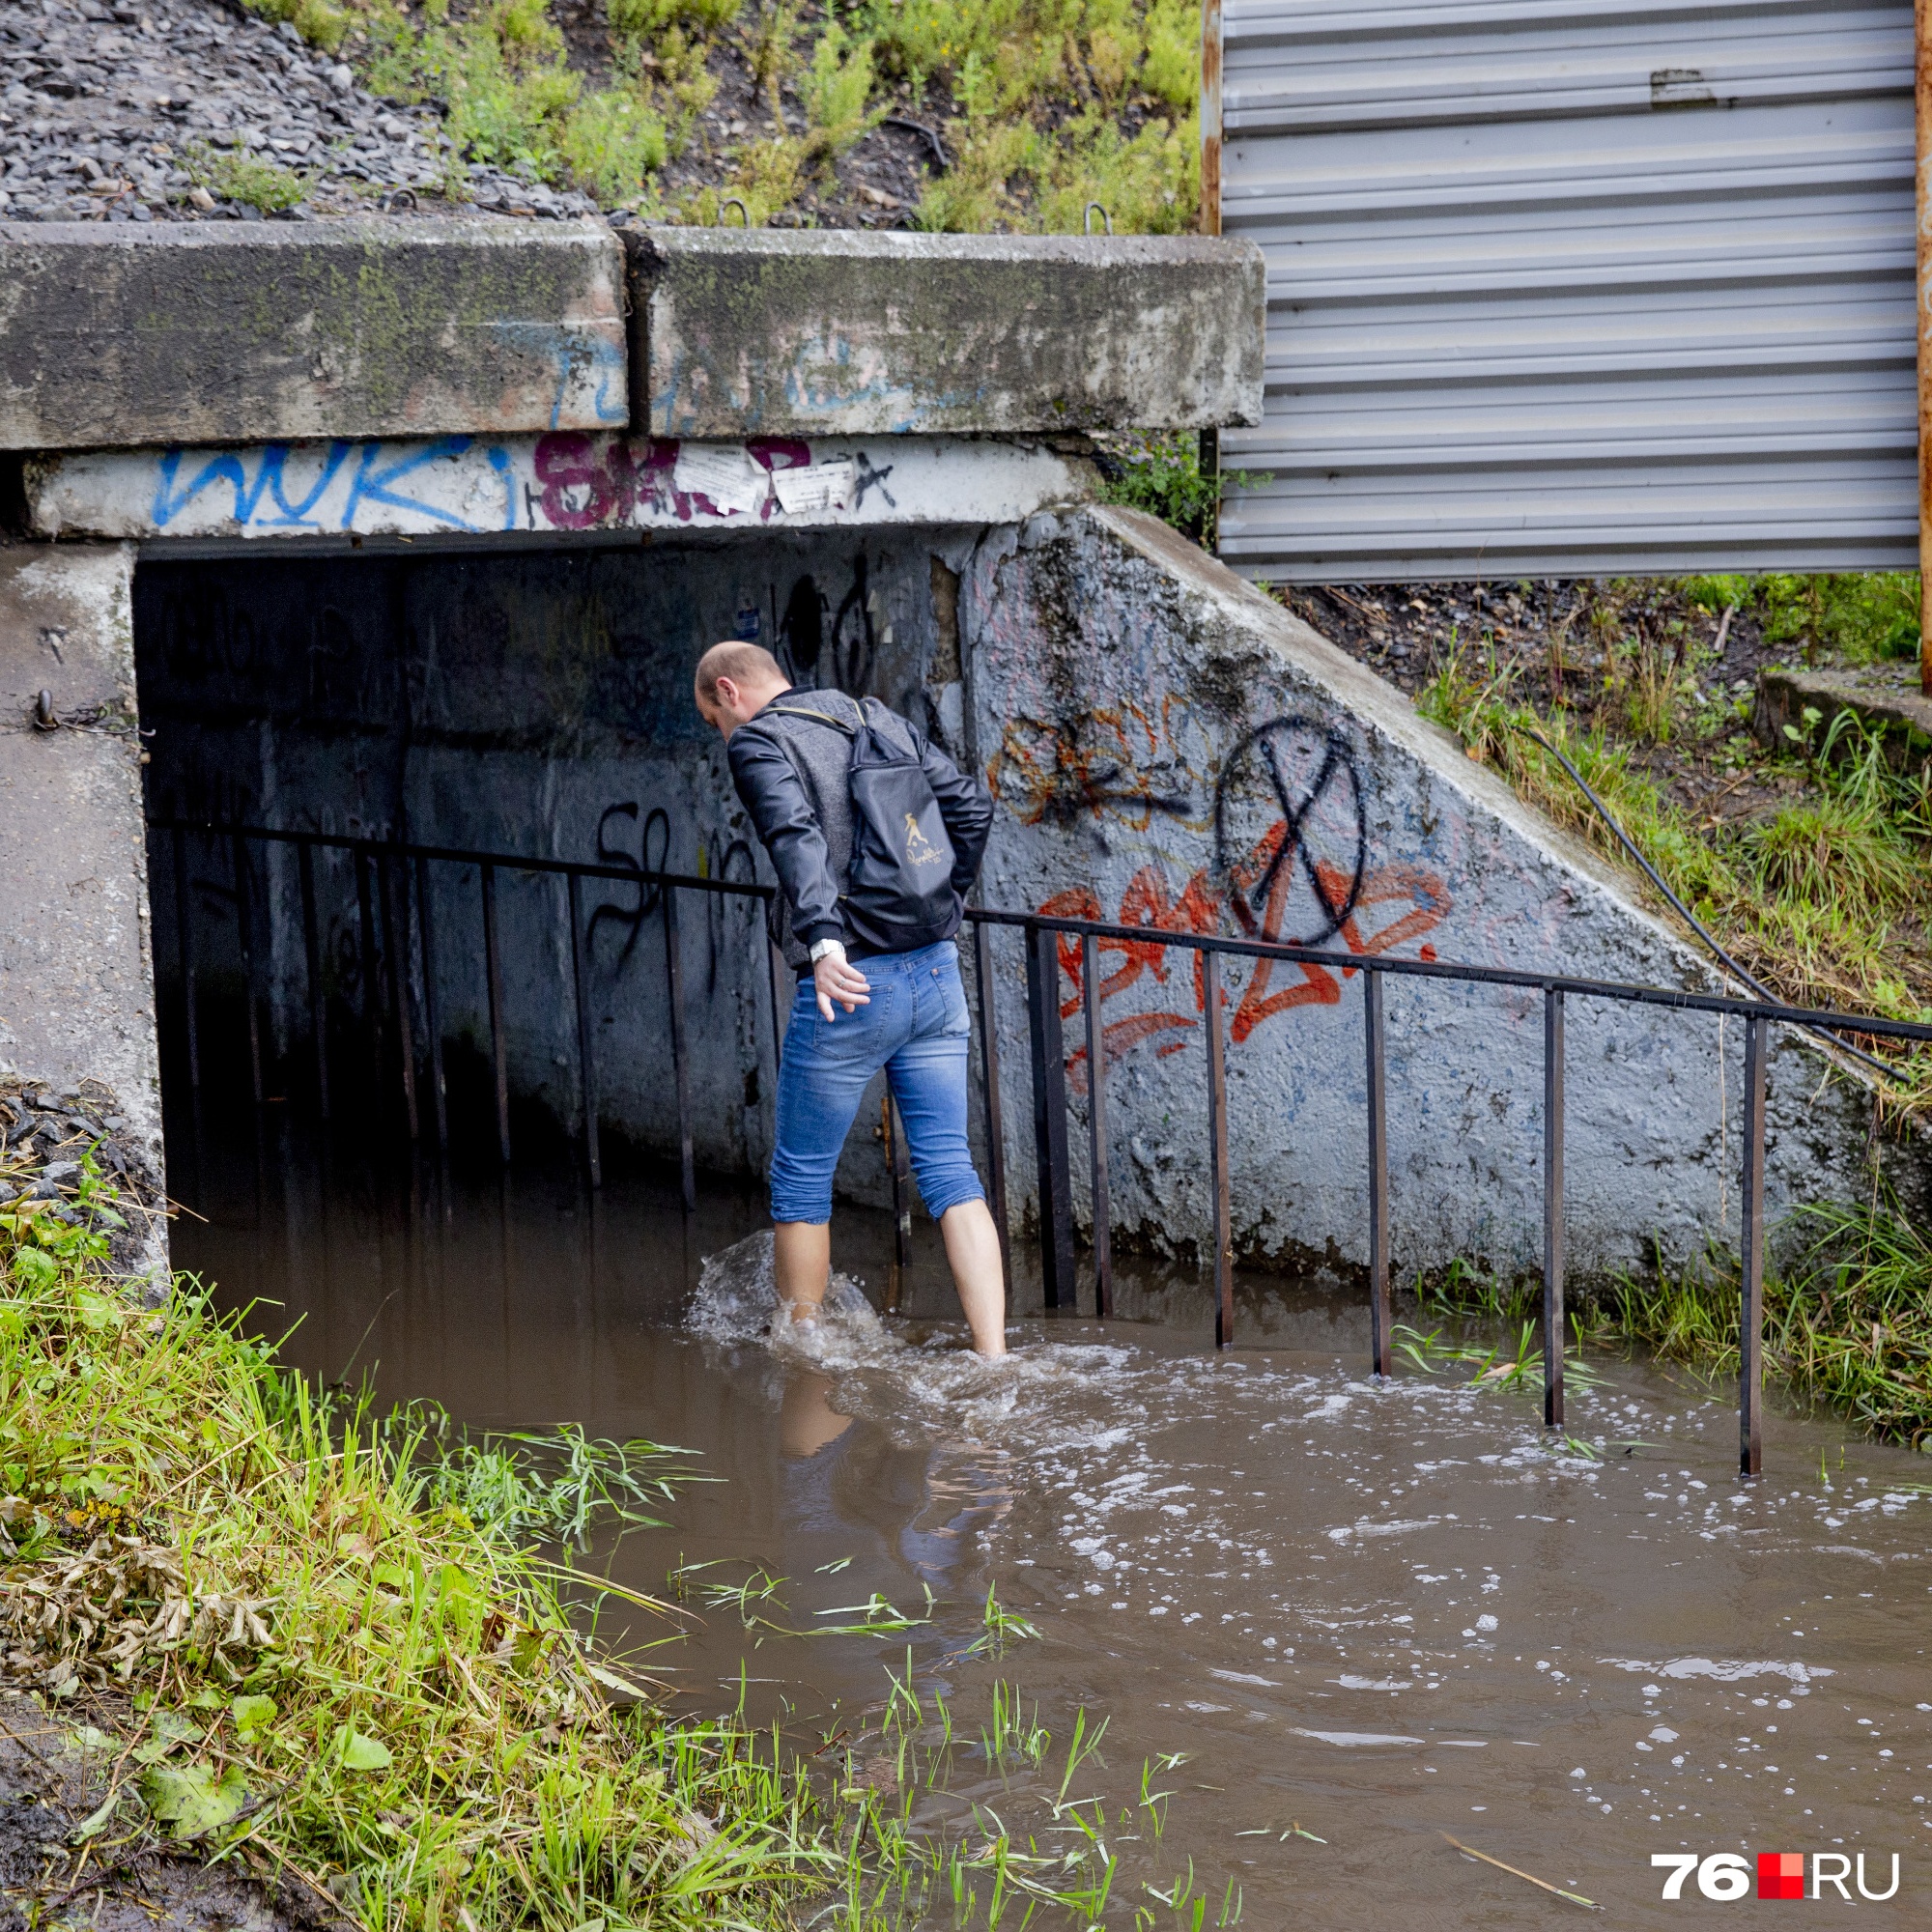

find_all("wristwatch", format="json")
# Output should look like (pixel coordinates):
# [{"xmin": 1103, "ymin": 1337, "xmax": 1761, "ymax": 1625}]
[{"xmin": 809, "ymin": 937, "xmax": 846, "ymax": 964}]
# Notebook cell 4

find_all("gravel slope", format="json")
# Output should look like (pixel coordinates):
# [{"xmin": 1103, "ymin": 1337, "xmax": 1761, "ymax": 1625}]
[{"xmin": 0, "ymin": 0, "xmax": 594, "ymax": 222}]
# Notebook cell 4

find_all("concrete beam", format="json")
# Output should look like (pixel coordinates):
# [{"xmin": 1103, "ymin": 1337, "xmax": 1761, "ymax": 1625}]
[
  {"xmin": 0, "ymin": 541, "xmax": 164, "ymax": 1262},
  {"xmin": 30, "ymin": 432, "xmax": 1094, "ymax": 544},
  {"xmin": 627, "ymin": 228, "xmax": 1265, "ymax": 438},
  {"xmin": 0, "ymin": 219, "xmax": 627, "ymax": 451}
]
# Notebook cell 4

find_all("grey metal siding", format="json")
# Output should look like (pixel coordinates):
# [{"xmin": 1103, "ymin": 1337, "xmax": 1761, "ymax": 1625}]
[{"xmin": 1216, "ymin": 0, "xmax": 1918, "ymax": 582}]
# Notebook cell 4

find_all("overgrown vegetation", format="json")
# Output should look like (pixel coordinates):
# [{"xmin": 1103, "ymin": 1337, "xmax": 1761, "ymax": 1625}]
[
  {"xmin": 2, "ymin": 1143, "xmax": 1232, "ymax": 1928},
  {"xmin": 1684, "ymin": 572, "xmax": 1921, "ymax": 668},
  {"xmin": 1413, "ymin": 1198, "xmax": 1932, "ymax": 1451},
  {"xmin": 1409, "ymin": 578, "xmax": 1932, "ymax": 1112},
  {"xmin": 245, "ymin": 0, "xmax": 1205, "ymax": 229},
  {"xmin": 1100, "ymin": 431, "xmax": 1268, "ymax": 549}
]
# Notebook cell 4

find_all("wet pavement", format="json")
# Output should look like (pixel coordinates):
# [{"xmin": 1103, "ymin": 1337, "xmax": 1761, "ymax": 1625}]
[{"xmin": 176, "ymin": 1114, "xmax": 1932, "ymax": 1926}]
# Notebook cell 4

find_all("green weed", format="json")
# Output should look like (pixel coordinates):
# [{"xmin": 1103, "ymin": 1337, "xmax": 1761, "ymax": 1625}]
[
  {"xmin": 184, "ymin": 140, "xmax": 310, "ymax": 212},
  {"xmin": 242, "ymin": 0, "xmax": 352, "ymax": 51},
  {"xmin": 1102, "ymin": 430, "xmax": 1270, "ymax": 548},
  {"xmin": 1685, "ymin": 573, "xmax": 1922, "ymax": 667},
  {"xmin": 1440, "ymin": 1194, "xmax": 1932, "ymax": 1451}
]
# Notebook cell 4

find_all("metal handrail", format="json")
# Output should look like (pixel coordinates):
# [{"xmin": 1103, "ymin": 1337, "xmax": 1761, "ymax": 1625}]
[{"xmin": 156, "ymin": 812, "xmax": 1931, "ymax": 1479}]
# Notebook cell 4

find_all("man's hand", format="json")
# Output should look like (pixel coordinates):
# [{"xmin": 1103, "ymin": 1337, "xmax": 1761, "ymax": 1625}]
[{"xmin": 811, "ymin": 943, "xmax": 870, "ymax": 1021}]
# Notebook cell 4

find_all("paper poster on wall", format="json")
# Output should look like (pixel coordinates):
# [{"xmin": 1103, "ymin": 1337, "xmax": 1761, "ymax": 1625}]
[
  {"xmin": 671, "ymin": 444, "xmax": 768, "ymax": 514},
  {"xmin": 770, "ymin": 460, "xmax": 858, "ymax": 516}
]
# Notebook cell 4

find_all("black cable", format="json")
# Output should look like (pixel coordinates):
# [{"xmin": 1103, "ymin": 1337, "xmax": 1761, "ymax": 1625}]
[{"xmin": 1514, "ymin": 724, "xmax": 1900, "ymax": 1082}]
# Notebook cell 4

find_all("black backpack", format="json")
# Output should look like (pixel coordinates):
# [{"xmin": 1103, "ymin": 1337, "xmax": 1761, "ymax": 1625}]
[{"xmin": 765, "ymin": 698, "xmax": 959, "ymax": 951}]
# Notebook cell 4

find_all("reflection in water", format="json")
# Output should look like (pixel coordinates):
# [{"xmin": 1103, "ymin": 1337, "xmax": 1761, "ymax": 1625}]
[
  {"xmin": 780, "ymin": 1370, "xmax": 855, "ymax": 1462},
  {"xmin": 177, "ymin": 1108, "xmax": 1931, "ymax": 1929}
]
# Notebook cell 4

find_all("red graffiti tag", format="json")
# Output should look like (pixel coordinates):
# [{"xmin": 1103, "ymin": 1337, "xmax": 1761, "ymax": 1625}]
[
  {"xmin": 1048, "ymin": 823, "xmax": 1451, "ymax": 1085},
  {"xmin": 530, "ymin": 434, "xmax": 814, "ymax": 528}
]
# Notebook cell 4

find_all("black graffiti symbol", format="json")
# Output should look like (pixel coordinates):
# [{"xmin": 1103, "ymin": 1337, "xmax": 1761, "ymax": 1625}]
[
  {"xmin": 586, "ymin": 802, "xmax": 670, "ymax": 967},
  {"xmin": 853, "ymin": 453, "xmax": 896, "ymax": 510},
  {"xmin": 1212, "ymin": 715, "xmax": 1367, "ymax": 947},
  {"xmin": 827, "ymin": 553, "xmax": 877, "ymax": 694},
  {"xmin": 701, "ymin": 838, "xmax": 763, "ymax": 997}
]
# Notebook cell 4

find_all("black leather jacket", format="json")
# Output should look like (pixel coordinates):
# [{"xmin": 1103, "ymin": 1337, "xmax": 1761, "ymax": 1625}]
[{"xmin": 726, "ymin": 689, "xmax": 993, "ymax": 968}]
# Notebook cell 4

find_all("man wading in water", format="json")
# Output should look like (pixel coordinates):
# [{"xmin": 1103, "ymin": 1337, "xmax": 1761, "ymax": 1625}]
[{"xmin": 694, "ymin": 641, "xmax": 1008, "ymax": 1357}]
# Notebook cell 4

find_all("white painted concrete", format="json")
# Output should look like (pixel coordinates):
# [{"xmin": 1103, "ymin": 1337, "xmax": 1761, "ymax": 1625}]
[{"xmin": 29, "ymin": 434, "xmax": 1094, "ymax": 543}]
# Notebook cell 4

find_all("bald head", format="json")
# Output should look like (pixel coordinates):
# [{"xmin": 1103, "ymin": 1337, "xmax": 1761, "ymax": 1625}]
[{"xmin": 694, "ymin": 641, "xmax": 790, "ymax": 738}]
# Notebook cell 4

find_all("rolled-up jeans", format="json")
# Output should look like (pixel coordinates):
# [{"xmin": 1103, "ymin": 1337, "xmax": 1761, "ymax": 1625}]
[{"xmin": 769, "ymin": 939, "xmax": 986, "ymax": 1226}]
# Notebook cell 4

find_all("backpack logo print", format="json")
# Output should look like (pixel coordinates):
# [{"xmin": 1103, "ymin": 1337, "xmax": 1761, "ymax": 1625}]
[{"xmin": 904, "ymin": 813, "xmax": 946, "ymax": 867}]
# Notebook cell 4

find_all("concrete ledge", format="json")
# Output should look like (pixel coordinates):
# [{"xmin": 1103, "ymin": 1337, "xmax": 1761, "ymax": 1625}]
[
  {"xmin": 0, "ymin": 219, "xmax": 627, "ymax": 450},
  {"xmin": 627, "ymin": 228, "xmax": 1265, "ymax": 438},
  {"xmin": 1754, "ymin": 663, "xmax": 1932, "ymax": 770}
]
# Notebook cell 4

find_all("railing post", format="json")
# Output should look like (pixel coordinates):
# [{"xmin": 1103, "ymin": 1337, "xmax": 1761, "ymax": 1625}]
[
  {"xmin": 480, "ymin": 861, "xmax": 511, "ymax": 1165},
  {"xmin": 1205, "ymin": 949, "xmax": 1235, "ymax": 1348},
  {"xmin": 664, "ymin": 880, "xmax": 696, "ymax": 1213},
  {"xmin": 1543, "ymin": 985, "xmax": 1566, "ymax": 1428},
  {"xmin": 231, "ymin": 829, "xmax": 264, "ymax": 1107},
  {"xmin": 298, "ymin": 838, "xmax": 328, "ymax": 1120},
  {"xmin": 1025, "ymin": 922, "xmax": 1076, "ymax": 1310},
  {"xmin": 1740, "ymin": 1014, "xmax": 1769, "ymax": 1477},
  {"xmin": 1364, "ymin": 965, "xmax": 1390, "ymax": 1375},
  {"xmin": 382, "ymin": 850, "xmax": 419, "ymax": 1142},
  {"xmin": 414, "ymin": 853, "xmax": 446, "ymax": 1149},
  {"xmin": 883, "ymin": 1093, "xmax": 911, "ymax": 1309},
  {"xmin": 1082, "ymin": 931, "xmax": 1114, "ymax": 1319},
  {"xmin": 973, "ymin": 922, "xmax": 1011, "ymax": 1302},
  {"xmin": 567, "ymin": 870, "xmax": 601, "ymax": 1189},
  {"xmin": 173, "ymin": 825, "xmax": 201, "ymax": 1091}
]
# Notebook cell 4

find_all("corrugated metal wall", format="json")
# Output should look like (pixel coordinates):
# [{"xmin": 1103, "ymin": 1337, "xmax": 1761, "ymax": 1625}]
[{"xmin": 1215, "ymin": 0, "xmax": 1918, "ymax": 582}]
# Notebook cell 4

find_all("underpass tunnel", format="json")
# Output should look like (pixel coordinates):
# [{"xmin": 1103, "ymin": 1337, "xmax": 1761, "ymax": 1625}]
[{"xmin": 132, "ymin": 529, "xmax": 982, "ymax": 1190}]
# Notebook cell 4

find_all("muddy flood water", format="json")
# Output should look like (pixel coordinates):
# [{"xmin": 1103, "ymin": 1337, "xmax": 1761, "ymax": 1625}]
[{"xmin": 174, "ymin": 1110, "xmax": 1932, "ymax": 1927}]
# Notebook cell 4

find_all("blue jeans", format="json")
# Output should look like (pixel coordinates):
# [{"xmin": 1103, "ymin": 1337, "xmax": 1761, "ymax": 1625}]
[{"xmin": 770, "ymin": 940, "xmax": 986, "ymax": 1226}]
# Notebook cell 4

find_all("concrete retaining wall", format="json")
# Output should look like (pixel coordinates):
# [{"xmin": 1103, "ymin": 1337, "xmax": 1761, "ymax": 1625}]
[
  {"xmin": 0, "ymin": 542, "xmax": 165, "ymax": 1230},
  {"xmin": 1, "ymin": 221, "xmax": 1264, "ymax": 453},
  {"xmin": 965, "ymin": 507, "xmax": 1922, "ymax": 1281},
  {"xmin": 628, "ymin": 228, "xmax": 1266, "ymax": 438}
]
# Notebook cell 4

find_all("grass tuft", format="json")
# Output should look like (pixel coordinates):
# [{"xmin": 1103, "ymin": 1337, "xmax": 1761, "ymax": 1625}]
[
  {"xmin": 1421, "ymin": 1194, "xmax": 1932, "ymax": 1450},
  {"xmin": 184, "ymin": 141, "xmax": 311, "ymax": 212}
]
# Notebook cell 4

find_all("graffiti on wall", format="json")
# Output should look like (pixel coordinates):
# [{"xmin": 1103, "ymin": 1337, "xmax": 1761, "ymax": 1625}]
[
  {"xmin": 39, "ymin": 434, "xmax": 1079, "ymax": 543},
  {"xmin": 1019, "ymin": 712, "xmax": 1450, "ymax": 1089}
]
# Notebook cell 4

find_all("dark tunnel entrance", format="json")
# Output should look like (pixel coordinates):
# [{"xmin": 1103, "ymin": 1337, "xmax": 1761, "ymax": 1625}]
[{"xmin": 131, "ymin": 531, "xmax": 982, "ymax": 1201}]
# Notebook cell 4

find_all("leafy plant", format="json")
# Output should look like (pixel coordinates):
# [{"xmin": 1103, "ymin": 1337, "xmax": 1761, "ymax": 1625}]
[
  {"xmin": 1683, "ymin": 572, "xmax": 1922, "ymax": 666},
  {"xmin": 242, "ymin": 0, "xmax": 351, "ymax": 51},
  {"xmin": 608, "ymin": 0, "xmax": 741, "ymax": 32},
  {"xmin": 1100, "ymin": 430, "xmax": 1268, "ymax": 549}
]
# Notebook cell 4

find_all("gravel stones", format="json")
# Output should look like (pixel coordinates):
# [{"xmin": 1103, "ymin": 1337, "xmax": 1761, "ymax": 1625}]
[
  {"xmin": 0, "ymin": 0, "xmax": 595, "ymax": 224},
  {"xmin": 0, "ymin": 1074, "xmax": 164, "ymax": 1278}
]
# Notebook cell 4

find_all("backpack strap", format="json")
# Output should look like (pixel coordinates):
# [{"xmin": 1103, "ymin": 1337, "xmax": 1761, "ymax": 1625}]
[{"xmin": 762, "ymin": 702, "xmax": 858, "ymax": 736}]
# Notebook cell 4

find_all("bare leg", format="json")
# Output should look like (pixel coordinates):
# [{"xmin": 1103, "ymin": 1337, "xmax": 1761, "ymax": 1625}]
[
  {"xmin": 940, "ymin": 1199, "xmax": 1007, "ymax": 1357},
  {"xmin": 773, "ymin": 1220, "xmax": 830, "ymax": 1322}
]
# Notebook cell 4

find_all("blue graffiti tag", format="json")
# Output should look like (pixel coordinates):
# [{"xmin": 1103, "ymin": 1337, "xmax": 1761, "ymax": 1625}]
[
  {"xmin": 151, "ymin": 441, "xmax": 358, "ymax": 530},
  {"xmin": 487, "ymin": 321, "xmax": 629, "ymax": 431},
  {"xmin": 336, "ymin": 438, "xmax": 483, "ymax": 530}
]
